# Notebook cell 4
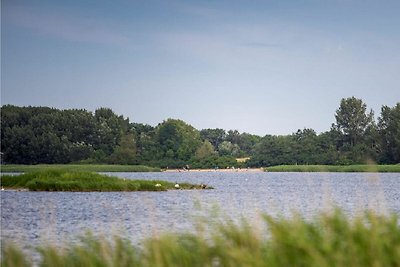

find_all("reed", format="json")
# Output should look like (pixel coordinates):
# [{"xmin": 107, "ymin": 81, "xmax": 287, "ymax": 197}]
[
  {"xmin": 2, "ymin": 209, "xmax": 399, "ymax": 267},
  {"xmin": 265, "ymin": 164, "xmax": 400, "ymax": 172},
  {"xmin": 0, "ymin": 170, "xmax": 208, "ymax": 191}
]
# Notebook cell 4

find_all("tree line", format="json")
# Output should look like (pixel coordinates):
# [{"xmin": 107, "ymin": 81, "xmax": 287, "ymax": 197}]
[{"xmin": 1, "ymin": 97, "xmax": 399, "ymax": 167}]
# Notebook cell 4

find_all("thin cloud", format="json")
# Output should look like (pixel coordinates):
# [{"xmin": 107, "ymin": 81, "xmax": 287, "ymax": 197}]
[
  {"xmin": 171, "ymin": 0, "xmax": 222, "ymax": 19},
  {"xmin": 6, "ymin": 5, "xmax": 132, "ymax": 48},
  {"xmin": 242, "ymin": 42, "xmax": 283, "ymax": 48}
]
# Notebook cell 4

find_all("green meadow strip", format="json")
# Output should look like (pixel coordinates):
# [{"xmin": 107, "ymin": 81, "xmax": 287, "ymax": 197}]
[
  {"xmin": 0, "ymin": 164, "xmax": 161, "ymax": 173},
  {"xmin": 265, "ymin": 164, "xmax": 400, "ymax": 172},
  {"xmin": 0, "ymin": 170, "xmax": 209, "ymax": 191},
  {"xmin": 2, "ymin": 209, "xmax": 400, "ymax": 266}
]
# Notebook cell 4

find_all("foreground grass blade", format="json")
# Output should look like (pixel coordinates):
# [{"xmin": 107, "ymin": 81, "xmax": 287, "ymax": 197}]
[{"xmin": 2, "ymin": 209, "xmax": 400, "ymax": 266}]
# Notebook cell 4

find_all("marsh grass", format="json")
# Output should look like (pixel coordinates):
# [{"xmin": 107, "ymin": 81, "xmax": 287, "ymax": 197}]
[
  {"xmin": 0, "ymin": 164, "xmax": 160, "ymax": 173},
  {"xmin": 0, "ymin": 170, "xmax": 207, "ymax": 191},
  {"xmin": 2, "ymin": 209, "xmax": 400, "ymax": 267},
  {"xmin": 265, "ymin": 164, "xmax": 400, "ymax": 172}
]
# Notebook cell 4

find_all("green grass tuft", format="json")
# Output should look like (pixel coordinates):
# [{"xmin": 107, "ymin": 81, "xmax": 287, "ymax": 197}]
[
  {"xmin": 265, "ymin": 164, "xmax": 400, "ymax": 172},
  {"xmin": 0, "ymin": 169, "xmax": 209, "ymax": 191}
]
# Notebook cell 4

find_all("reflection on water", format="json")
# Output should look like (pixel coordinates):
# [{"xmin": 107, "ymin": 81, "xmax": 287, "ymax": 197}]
[{"xmin": 1, "ymin": 172, "xmax": 399, "ymax": 249}]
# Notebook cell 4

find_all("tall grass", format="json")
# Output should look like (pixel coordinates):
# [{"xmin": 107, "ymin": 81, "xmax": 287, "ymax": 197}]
[
  {"xmin": 0, "ymin": 169, "xmax": 207, "ymax": 191},
  {"xmin": 265, "ymin": 164, "xmax": 400, "ymax": 172},
  {"xmin": 2, "ymin": 209, "xmax": 400, "ymax": 266},
  {"xmin": 0, "ymin": 164, "xmax": 160, "ymax": 173}
]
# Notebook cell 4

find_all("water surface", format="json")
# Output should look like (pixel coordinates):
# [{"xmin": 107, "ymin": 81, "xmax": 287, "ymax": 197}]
[{"xmin": 2, "ymin": 172, "xmax": 399, "ymax": 249}]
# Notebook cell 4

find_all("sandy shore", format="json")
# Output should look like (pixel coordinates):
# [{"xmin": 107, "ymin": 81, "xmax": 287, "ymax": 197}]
[{"xmin": 163, "ymin": 168, "xmax": 264, "ymax": 173}]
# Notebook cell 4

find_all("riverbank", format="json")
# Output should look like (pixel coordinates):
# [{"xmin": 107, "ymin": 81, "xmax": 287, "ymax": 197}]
[
  {"xmin": 2, "ymin": 164, "xmax": 399, "ymax": 173},
  {"xmin": 0, "ymin": 164, "xmax": 161, "ymax": 173},
  {"xmin": 163, "ymin": 168, "xmax": 264, "ymax": 173},
  {"xmin": 0, "ymin": 170, "xmax": 210, "ymax": 191},
  {"xmin": 265, "ymin": 164, "xmax": 400, "ymax": 172}
]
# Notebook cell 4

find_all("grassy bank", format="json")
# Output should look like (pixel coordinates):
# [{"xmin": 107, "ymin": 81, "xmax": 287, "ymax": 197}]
[
  {"xmin": 0, "ymin": 170, "xmax": 208, "ymax": 191},
  {"xmin": 2, "ymin": 209, "xmax": 400, "ymax": 266},
  {"xmin": 0, "ymin": 164, "xmax": 161, "ymax": 173},
  {"xmin": 265, "ymin": 164, "xmax": 400, "ymax": 172}
]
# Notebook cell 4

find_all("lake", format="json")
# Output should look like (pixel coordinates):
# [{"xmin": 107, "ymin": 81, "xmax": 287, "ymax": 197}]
[{"xmin": 1, "ymin": 171, "xmax": 400, "ymax": 250}]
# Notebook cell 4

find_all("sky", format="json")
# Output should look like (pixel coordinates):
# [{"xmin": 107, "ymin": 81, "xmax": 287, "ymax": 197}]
[{"xmin": 2, "ymin": 0, "xmax": 400, "ymax": 136}]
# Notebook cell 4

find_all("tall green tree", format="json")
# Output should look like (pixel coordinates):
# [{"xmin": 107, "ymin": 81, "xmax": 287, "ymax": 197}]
[
  {"xmin": 334, "ymin": 97, "xmax": 374, "ymax": 147},
  {"xmin": 108, "ymin": 134, "xmax": 137, "ymax": 164},
  {"xmin": 195, "ymin": 140, "xmax": 216, "ymax": 159},
  {"xmin": 248, "ymin": 135, "xmax": 295, "ymax": 167},
  {"xmin": 94, "ymin": 107, "xmax": 129, "ymax": 156},
  {"xmin": 218, "ymin": 141, "xmax": 240, "ymax": 157},
  {"xmin": 316, "ymin": 130, "xmax": 340, "ymax": 164},
  {"xmin": 237, "ymin": 133, "xmax": 261, "ymax": 156},
  {"xmin": 200, "ymin": 128, "xmax": 226, "ymax": 150},
  {"xmin": 131, "ymin": 123, "xmax": 157, "ymax": 162},
  {"xmin": 226, "ymin": 130, "xmax": 241, "ymax": 145},
  {"xmin": 156, "ymin": 119, "xmax": 202, "ymax": 161},
  {"xmin": 378, "ymin": 103, "xmax": 400, "ymax": 163},
  {"xmin": 292, "ymin": 128, "xmax": 319, "ymax": 164}
]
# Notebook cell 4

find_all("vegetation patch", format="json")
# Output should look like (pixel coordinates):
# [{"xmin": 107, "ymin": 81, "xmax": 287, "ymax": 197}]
[
  {"xmin": 0, "ymin": 164, "xmax": 160, "ymax": 173},
  {"xmin": 265, "ymin": 164, "xmax": 400, "ymax": 172},
  {"xmin": 2, "ymin": 99, "xmax": 399, "ymax": 169},
  {"xmin": 0, "ymin": 170, "xmax": 210, "ymax": 191},
  {"xmin": 2, "ymin": 209, "xmax": 400, "ymax": 266}
]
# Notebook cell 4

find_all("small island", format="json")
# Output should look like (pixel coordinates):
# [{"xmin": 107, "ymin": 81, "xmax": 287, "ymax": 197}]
[{"xmin": 1, "ymin": 170, "xmax": 211, "ymax": 192}]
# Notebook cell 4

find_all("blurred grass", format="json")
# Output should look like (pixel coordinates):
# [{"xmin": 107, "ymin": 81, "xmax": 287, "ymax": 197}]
[
  {"xmin": 265, "ymin": 164, "xmax": 400, "ymax": 172},
  {"xmin": 2, "ymin": 209, "xmax": 400, "ymax": 267},
  {"xmin": 0, "ymin": 169, "xmax": 208, "ymax": 191},
  {"xmin": 0, "ymin": 164, "xmax": 160, "ymax": 173}
]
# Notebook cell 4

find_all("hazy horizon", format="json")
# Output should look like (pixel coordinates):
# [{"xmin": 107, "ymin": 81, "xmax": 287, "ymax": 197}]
[{"xmin": 2, "ymin": 0, "xmax": 399, "ymax": 136}]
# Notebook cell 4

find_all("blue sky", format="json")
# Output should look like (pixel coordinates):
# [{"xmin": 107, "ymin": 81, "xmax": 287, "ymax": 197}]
[{"xmin": 2, "ymin": 0, "xmax": 399, "ymax": 135}]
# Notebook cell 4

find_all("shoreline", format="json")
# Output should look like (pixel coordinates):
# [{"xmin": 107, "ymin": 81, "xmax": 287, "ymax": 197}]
[{"xmin": 163, "ymin": 168, "xmax": 264, "ymax": 173}]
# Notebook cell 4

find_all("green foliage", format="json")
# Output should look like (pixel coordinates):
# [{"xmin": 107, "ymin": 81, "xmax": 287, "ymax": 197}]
[
  {"xmin": 262, "ymin": 209, "xmax": 400, "ymax": 267},
  {"xmin": 156, "ymin": 119, "xmax": 202, "ymax": 161},
  {"xmin": 218, "ymin": 141, "xmax": 240, "ymax": 157},
  {"xmin": 31, "ymin": 234, "xmax": 139, "ymax": 267},
  {"xmin": 0, "ymin": 170, "xmax": 206, "ymax": 191},
  {"xmin": 378, "ymin": 103, "xmax": 400, "ymax": 163},
  {"xmin": 200, "ymin": 128, "xmax": 226, "ymax": 149},
  {"xmin": 328, "ymin": 97, "xmax": 382, "ymax": 164},
  {"xmin": 1, "ymin": 99, "xmax": 399, "ymax": 167},
  {"xmin": 248, "ymin": 135, "xmax": 296, "ymax": 167},
  {"xmin": 108, "ymin": 134, "xmax": 137, "ymax": 164},
  {"xmin": 2, "ymin": 209, "xmax": 400, "ymax": 266},
  {"xmin": 195, "ymin": 140, "xmax": 216, "ymax": 159},
  {"xmin": 334, "ymin": 96, "xmax": 374, "ymax": 147},
  {"xmin": 94, "ymin": 107, "xmax": 130, "ymax": 155},
  {"xmin": 1, "ymin": 244, "xmax": 31, "ymax": 267},
  {"xmin": 265, "ymin": 164, "xmax": 400, "ymax": 172},
  {"xmin": 190, "ymin": 155, "xmax": 237, "ymax": 169},
  {"xmin": 0, "ymin": 164, "xmax": 160, "ymax": 173}
]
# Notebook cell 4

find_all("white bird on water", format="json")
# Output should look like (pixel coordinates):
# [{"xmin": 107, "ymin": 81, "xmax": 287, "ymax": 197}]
[{"xmin": 174, "ymin": 183, "xmax": 180, "ymax": 189}]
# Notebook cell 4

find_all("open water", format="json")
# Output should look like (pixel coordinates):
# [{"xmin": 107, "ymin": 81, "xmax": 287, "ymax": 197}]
[{"xmin": 1, "ymin": 171, "xmax": 400, "ymax": 250}]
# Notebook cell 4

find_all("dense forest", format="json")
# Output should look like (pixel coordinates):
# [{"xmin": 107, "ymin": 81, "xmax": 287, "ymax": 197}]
[{"xmin": 1, "ymin": 97, "xmax": 399, "ymax": 168}]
